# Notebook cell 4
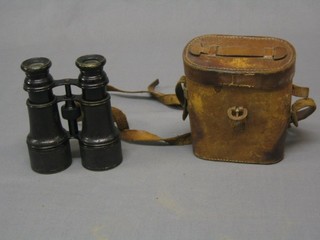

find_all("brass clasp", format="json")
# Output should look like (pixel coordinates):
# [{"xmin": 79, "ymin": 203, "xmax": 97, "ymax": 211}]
[{"xmin": 227, "ymin": 106, "xmax": 248, "ymax": 131}]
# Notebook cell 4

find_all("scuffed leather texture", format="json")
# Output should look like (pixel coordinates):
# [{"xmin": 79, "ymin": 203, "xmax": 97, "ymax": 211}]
[{"xmin": 183, "ymin": 34, "xmax": 297, "ymax": 164}]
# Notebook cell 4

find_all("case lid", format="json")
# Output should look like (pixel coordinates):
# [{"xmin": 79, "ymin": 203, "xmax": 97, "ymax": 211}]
[{"xmin": 183, "ymin": 35, "xmax": 295, "ymax": 74}]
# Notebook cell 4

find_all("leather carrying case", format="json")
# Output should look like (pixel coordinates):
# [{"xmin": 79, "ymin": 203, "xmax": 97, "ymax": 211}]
[
  {"xmin": 181, "ymin": 34, "xmax": 315, "ymax": 163},
  {"xmin": 109, "ymin": 34, "xmax": 316, "ymax": 164}
]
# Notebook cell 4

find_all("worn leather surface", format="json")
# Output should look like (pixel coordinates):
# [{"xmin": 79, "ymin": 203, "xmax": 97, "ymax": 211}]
[{"xmin": 183, "ymin": 34, "xmax": 298, "ymax": 164}]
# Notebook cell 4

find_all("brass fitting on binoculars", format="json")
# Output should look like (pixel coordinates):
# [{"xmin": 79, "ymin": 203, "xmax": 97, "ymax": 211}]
[{"xmin": 21, "ymin": 55, "xmax": 122, "ymax": 174}]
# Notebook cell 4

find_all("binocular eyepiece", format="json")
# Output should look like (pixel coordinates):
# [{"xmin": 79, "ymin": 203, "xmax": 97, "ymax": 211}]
[{"xmin": 22, "ymin": 55, "xmax": 122, "ymax": 174}]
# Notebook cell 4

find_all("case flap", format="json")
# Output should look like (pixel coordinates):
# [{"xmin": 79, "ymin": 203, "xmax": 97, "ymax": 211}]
[{"xmin": 183, "ymin": 35, "xmax": 296, "ymax": 89}]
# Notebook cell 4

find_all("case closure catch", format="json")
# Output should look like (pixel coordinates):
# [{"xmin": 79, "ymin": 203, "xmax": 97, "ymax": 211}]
[{"xmin": 227, "ymin": 106, "xmax": 248, "ymax": 131}]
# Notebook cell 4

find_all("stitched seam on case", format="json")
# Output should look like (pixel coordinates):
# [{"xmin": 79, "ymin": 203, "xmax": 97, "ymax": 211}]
[{"xmin": 194, "ymin": 152, "xmax": 281, "ymax": 164}]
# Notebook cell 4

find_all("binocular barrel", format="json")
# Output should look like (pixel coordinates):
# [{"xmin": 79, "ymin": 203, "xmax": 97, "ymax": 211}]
[
  {"xmin": 76, "ymin": 55, "xmax": 122, "ymax": 171},
  {"xmin": 21, "ymin": 55, "xmax": 122, "ymax": 174}
]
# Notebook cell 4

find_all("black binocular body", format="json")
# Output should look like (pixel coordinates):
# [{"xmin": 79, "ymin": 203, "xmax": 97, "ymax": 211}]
[{"xmin": 21, "ymin": 55, "xmax": 122, "ymax": 174}]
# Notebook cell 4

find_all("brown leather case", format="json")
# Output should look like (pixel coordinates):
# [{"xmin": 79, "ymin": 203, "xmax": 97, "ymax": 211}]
[
  {"xmin": 108, "ymin": 34, "xmax": 316, "ymax": 164},
  {"xmin": 182, "ymin": 34, "xmax": 313, "ymax": 164}
]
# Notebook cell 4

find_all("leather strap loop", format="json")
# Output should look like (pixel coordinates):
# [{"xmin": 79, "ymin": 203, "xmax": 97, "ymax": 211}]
[
  {"xmin": 292, "ymin": 84, "xmax": 309, "ymax": 98},
  {"xmin": 290, "ymin": 84, "xmax": 316, "ymax": 127},
  {"xmin": 175, "ymin": 76, "xmax": 189, "ymax": 120}
]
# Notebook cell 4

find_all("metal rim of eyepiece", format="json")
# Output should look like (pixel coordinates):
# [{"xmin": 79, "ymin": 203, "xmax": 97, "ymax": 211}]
[
  {"xmin": 21, "ymin": 57, "xmax": 52, "ymax": 74},
  {"xmin": 75, "ymin": 54, "xmax": 106, "ymax": 71}
]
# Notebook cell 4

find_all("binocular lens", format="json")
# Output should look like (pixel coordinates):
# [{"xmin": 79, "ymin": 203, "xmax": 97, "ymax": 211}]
[
  {"xmin": 82, "ymin": 59, "xmax": 100, "ymax": 67},
  {"xmin": 21, "ymin": 57, "xmax": 51, "ymax": 73},
  {"xmin": 76, "ymin": 54, "xmax": 106, "ymax": 71},
  {"xmin": 28, "ymin": 62, "xmax": 45, "ymax": 70}
]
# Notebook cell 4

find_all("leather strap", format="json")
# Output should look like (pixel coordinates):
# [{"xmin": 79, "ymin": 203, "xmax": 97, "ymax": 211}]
[
  {"xmin": 108, "ymin": 80, "xmax": 191, "ymax": 145},
  {"xmin": 290, "ymin": 84, "xmax": 316, "ymax": 127},
  {"xmin": 111, "ymin": 107, "xmax": 191, "ymax": 145},
  {"xmin": 174, "ymin": 80, "xmax": 317, "ymax": 127},
  {"xmin": 107, "ymin": 79, "xmax": 181, "ymax": 107},
  {"xmin": 108, "ymin": 79, "xmax": 316, "ymax": 145}
]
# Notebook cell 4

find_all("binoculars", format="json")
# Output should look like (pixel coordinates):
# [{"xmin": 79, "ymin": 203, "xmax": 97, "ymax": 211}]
[{"xmin": 21, "ymin": 55, "xmax": 122, "ymax": 174}]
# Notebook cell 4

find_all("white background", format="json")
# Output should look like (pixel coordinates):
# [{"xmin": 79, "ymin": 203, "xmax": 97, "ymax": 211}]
[{"xmin": 0, "ymin": 1, "xmax": 319, "ymax": 239}]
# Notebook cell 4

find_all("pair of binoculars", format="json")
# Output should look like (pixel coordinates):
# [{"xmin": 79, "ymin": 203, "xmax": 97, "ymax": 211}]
[{"xmin": 21, "ymin": 55, "xmax": 122, "ymax": 174}]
